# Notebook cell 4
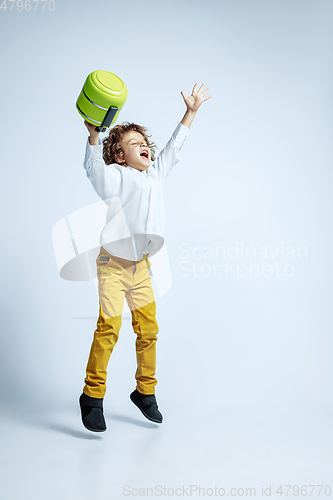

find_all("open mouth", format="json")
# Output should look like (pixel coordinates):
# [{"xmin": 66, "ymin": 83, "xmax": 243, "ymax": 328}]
[{"xmin": 140, "ymin": 151, "xmax": 149, "ymax": 159}]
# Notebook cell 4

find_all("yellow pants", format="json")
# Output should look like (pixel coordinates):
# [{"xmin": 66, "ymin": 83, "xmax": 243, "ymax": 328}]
[{"xmin": 83, "ymin": 246, "xmax": 159, "ymax": 398}]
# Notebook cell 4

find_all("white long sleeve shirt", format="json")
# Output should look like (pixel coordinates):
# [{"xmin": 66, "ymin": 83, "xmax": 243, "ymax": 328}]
[{"xmin": 83, "ymin": 122, "xmax": 189, "ymax": 261}]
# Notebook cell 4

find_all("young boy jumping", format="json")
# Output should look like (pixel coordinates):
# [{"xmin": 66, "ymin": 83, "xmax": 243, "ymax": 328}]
[{"xmin": 79, "ymin": 83, "xmax": 211, "ymax": 432}]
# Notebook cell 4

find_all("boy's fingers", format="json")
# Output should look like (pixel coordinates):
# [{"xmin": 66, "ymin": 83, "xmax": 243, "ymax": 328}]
[
  {"xmin": 181, "ymin": 90, "xmax": 187, "ymax": 99},
  {"xmin": 192, "ymin": 83, "xmax": 198, "ymax": 94},
  {"xmin": 198, "ymin": 83, "xmax": 206, "ymax": 93},
  {"xmin": 202, "ymin": 87, "xmax": 210, "ymax": 96}
]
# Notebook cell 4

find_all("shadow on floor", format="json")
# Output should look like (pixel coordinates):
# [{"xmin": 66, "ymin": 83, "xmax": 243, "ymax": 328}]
[
  {"xmin": 46, "ymin": 422, "xmax": 103, "ymax": 440},
  {"xmin": 106, "ymin": 412, "xmax": 159, "ymax": 429}
]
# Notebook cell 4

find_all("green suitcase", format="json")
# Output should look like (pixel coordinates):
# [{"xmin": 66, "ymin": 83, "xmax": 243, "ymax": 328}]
[{"xmin": 76, "ymin": 70, "xmax": 128, "ymax": 132}]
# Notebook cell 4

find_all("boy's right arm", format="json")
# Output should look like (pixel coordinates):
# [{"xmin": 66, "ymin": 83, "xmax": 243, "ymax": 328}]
[{"xmin": 83, "ymin": 120, "xmax": 121, "ymax": 201}]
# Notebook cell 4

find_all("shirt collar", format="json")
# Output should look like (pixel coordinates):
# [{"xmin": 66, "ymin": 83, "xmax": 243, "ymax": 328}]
[{"xmin": 127, "ymin": 166, "xmax": 148, "ymax": 176}]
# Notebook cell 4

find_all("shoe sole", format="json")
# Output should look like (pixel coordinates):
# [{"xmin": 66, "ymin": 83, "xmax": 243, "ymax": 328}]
[
  {"xmin": 81, "ymin": 422, "xmax": 106, "ymax": 432},
  {"xmin": 130, "ymin": 393, "xmax": 162, "ymax": 424}
]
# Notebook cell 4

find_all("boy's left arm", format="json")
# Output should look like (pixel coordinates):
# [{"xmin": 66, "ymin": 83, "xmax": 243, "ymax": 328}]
[{"xmin": 152, "ymin": 83, "xmax": 211, "ymax": 181}]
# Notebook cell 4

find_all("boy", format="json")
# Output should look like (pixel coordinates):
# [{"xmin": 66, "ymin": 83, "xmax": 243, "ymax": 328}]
[{"xmin": 79, "ymin": 83, "xmax": 211, "ymax": 432}]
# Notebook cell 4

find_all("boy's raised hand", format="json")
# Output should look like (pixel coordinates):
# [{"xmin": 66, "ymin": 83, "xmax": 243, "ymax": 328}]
[
  {"xmin": 180, "ymin": 83, "xmax": 211, "ymax": 113},
  {"xmin": 84, "ymin": 119, "xmax": 100, "ymax": 145},
  {"xmin": 84, "ymin": 119, "xmax": 99, "ymax": 135},
  {"xmin": 180, "ymin": 83, "xmax": 211, "ymax": 129}
]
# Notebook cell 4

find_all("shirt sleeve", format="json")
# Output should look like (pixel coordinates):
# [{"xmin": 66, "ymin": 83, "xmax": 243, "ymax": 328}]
[
  {"xmin": 83, "ymin": 137, "xmax": 121, "ymax": 201},
  {"xmin": 151, "ymin": 122, "xmax": 189, "ymax": 181}
]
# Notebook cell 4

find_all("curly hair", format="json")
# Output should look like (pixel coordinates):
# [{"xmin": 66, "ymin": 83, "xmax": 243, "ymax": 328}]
[{"xmin": 102, "ymin": 122, "xmax": 157, "ymax": 166}]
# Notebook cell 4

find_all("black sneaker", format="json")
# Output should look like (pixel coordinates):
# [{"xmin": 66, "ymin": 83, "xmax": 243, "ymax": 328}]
[
  {"xmin": 130, "ymin": 389, "xmax": 163, "ymax": 424},
  {"xmin": 79, "ymin": 392, "xmax": 107, "ymax": 432}
]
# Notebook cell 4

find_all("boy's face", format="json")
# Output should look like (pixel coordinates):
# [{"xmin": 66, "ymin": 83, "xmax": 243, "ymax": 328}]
[{"xmin": 118, "ymin": 131, "xmax": 151, "ymax": 171}]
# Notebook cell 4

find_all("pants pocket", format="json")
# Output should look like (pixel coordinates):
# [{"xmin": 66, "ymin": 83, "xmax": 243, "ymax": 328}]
[
  {"xmin": 96, "ymin": 248, "xmax": 113, "ymax": 274},
  {"xmin": 96, "ymin": 254, "xmax": 109, "ymax": 269}
]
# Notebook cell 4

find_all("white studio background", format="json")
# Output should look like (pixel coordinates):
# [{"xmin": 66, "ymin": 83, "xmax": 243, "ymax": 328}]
[{"xmin": 0, "ymin": 0, "xmax": 333, "ymax": 499}]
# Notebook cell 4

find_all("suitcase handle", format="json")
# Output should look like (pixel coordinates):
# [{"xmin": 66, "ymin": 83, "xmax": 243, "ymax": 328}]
[{"xmin": 95, "ymin": 106, "xmax": 118, "ymax": 133}]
